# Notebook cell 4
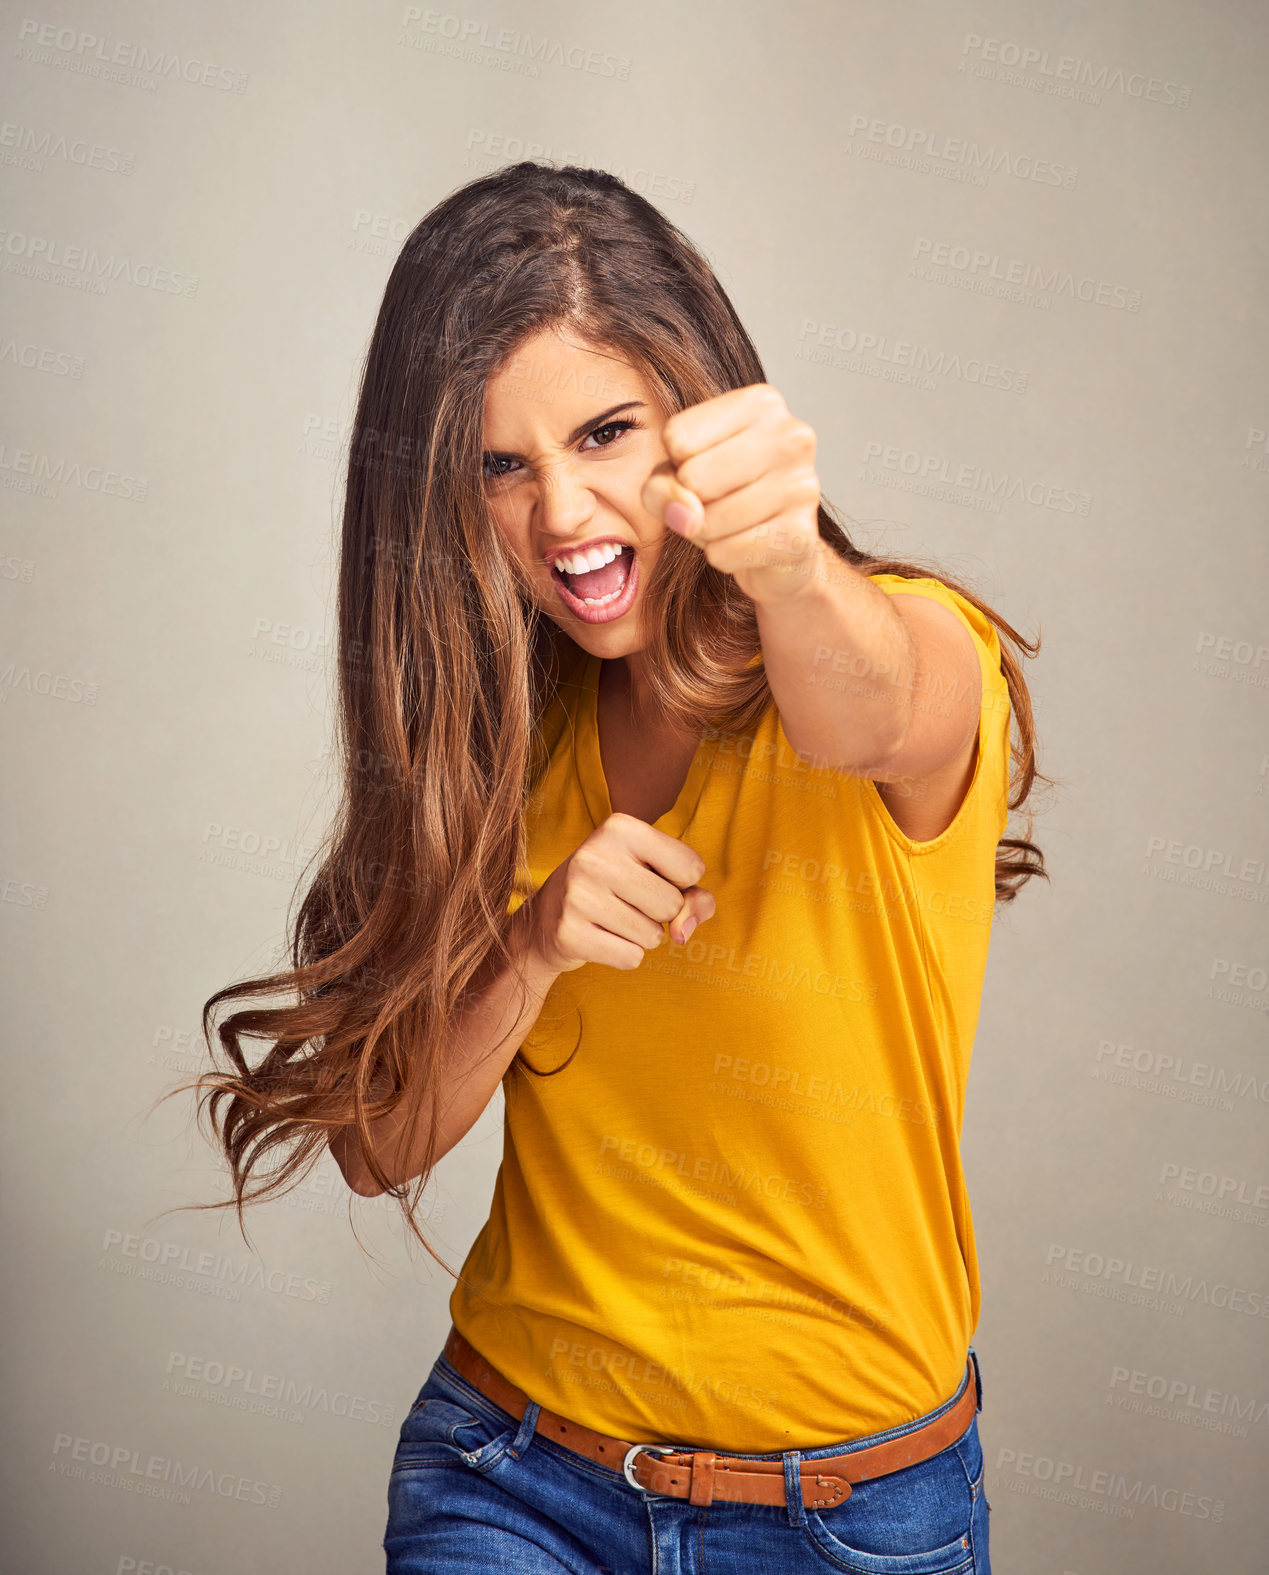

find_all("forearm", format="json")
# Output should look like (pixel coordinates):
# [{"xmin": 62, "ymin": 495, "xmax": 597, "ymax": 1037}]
[
  {"xmin": 753, "ymin": 541, "xmax": 915, "ymax": 774},
  {"xmin": 333, "ymin": 898, "xmax": 561, "ymax": 1195}
]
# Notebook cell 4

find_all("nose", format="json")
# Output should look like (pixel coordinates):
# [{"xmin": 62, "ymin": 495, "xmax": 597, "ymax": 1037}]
[{"xmin": 536, "ymin": 459, "xmax": 596, "ymax": 544}]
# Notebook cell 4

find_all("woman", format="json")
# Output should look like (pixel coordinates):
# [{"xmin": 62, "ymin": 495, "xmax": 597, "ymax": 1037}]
[{"xmin": 193, "ymin": 162, "xmax": 1047, "ymax": 1572}]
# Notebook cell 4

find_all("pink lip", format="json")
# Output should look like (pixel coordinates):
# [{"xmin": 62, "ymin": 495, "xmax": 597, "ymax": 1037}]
[{"xmin": 550, "ymin": 547, "xmax": 639, "ymax": 626}]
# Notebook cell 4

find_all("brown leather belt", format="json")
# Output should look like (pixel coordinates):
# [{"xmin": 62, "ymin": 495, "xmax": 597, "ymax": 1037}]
[{"xmin": 442, "ymin": 1325, "xmax": 977, "ymax": 1510}]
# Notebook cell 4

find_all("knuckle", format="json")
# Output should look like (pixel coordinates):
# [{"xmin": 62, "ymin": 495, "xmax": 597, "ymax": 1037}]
[{"xmin": 564, "ymin": 861, "xmax": 594, "ymax": 899}]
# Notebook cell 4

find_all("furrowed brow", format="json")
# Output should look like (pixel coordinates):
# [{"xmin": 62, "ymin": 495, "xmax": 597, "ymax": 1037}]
[{"xmin": 484, "ymin": 401, "xmax": 647, "ymax": 460}]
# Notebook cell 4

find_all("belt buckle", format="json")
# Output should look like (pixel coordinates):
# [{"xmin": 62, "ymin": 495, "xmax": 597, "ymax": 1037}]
[{"xmin": 622, "ymin": 1442, "xmax": 690, "ymax": 1493}]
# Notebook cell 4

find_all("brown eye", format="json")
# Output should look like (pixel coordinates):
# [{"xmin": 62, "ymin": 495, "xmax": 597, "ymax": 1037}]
[{"xmin": 583, "ymin": 419, "xmax": 638, "ymax": 450}]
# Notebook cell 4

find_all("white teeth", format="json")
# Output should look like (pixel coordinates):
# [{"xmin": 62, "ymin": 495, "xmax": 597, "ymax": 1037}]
[{"xmin": 554, "ymin": 541, "xmax": 625, "ymax": 577}]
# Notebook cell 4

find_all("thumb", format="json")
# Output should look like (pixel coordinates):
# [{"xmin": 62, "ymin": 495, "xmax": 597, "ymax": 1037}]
[
  {"xmin": 642, "ymin": 461, "xmax": 703, "ymax": 538},
  {"xmin": 668, "ymin": 885, "xmax": 716, "ymax": 946},
  {"xmin": 663, "ymin": 485, "xmax": 703, "ymax": 539}
]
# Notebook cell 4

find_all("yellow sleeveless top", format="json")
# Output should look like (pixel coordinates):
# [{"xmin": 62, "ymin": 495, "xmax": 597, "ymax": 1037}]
[{"xmin": 448, "ymin": 573, "xmax": 1012, "ymax": 1451}]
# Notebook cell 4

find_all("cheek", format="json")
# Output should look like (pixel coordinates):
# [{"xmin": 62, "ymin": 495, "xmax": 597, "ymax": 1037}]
[
  {"xmin": 485, "ymin": 502, "xmax": 550, "ymax": 600},
  {"xmin": 485, "ymin": 495, "xmax": 530, "ymax": 559},
  {"xmin": 608, "ymin": 458, "xmax": 661, "ymax": 523}
]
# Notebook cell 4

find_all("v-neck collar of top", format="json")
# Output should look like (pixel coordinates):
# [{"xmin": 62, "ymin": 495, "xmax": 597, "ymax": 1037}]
[{"xmin": 574, "ymin": 651, "xmax": 721, "ymax": 841}]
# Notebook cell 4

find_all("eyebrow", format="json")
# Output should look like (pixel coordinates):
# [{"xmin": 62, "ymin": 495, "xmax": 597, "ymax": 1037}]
[{"xmin": 484, "ymin": 400, "xmax": 647, "ymax": 458}]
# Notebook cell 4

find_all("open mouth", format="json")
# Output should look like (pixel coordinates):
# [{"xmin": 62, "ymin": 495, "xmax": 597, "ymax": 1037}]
[{"xmin": 549, "ymin": 543, "xmax": 638, "ymax": 623}]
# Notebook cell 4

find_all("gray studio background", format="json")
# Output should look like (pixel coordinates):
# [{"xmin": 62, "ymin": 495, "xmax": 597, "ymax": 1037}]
[{"xmin": 2, "ymin": 2, "xmax": 1266, "ymax": 1571}]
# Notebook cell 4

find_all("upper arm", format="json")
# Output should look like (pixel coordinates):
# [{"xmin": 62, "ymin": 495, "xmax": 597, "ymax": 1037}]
[{"xmin": 863, "ymin": 590, "xmax": 983, "ymax": 783}]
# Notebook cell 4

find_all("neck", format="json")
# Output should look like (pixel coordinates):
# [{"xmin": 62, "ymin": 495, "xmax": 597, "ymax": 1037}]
[{"xmin": 602, "ymin": 648, "xmax": 661, "ymax": 729}]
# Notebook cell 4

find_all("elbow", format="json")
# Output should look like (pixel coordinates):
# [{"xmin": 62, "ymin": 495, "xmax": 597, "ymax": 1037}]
[
  {"xmin": 860, "ymin": 713, "xmax": 912, "ymax": 777},
  {"xmin": 784, "ymin": 714, "xmax": 909, "ymax": 779}
]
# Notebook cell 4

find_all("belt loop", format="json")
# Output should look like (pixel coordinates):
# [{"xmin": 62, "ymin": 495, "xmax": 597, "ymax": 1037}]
[
  {"xmin": 689, "ymin": 1451, "xmax": 718, "ymax": 1507},
  {"xmin": 968, "ymin": 1347, "xmax": 983, "ymax": 1413},
  {"xmin": 509, "ymin": 1398, "xmax": 540, "ymax": 1458},
  {"xmin": 783, "ymin": 1450, "xmax": 807, "ymax": 1527}
]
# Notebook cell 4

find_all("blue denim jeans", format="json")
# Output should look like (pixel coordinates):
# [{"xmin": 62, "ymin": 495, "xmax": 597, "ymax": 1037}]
[{"xmin": 384, "ymin": 1339, "xmax": 991, "ymax": 1573}]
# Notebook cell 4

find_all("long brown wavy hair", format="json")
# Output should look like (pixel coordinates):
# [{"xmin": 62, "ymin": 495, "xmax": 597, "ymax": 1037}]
[{"xmin": 173, "ymin": 161, "xmax": 1052, "ymax": 1266}]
